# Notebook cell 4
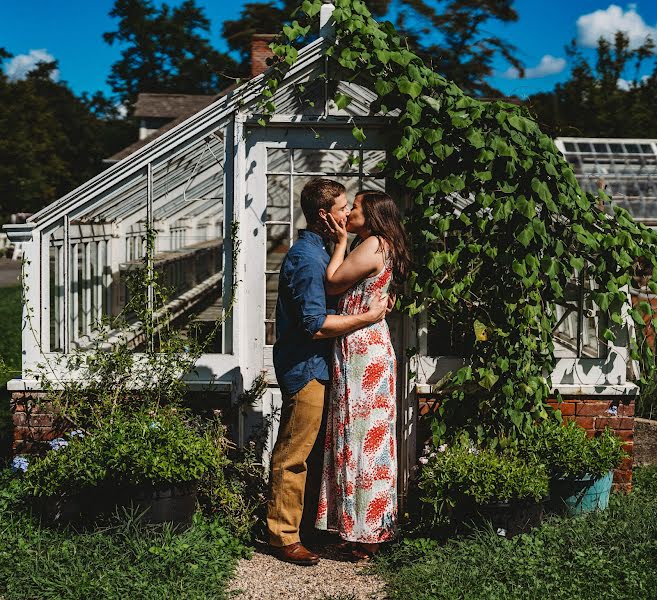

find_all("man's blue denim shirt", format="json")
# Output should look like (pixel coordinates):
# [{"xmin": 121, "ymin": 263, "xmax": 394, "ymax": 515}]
[{"xmin": 273, "ymin": 230, "xmax": 337, "ymax": 396}]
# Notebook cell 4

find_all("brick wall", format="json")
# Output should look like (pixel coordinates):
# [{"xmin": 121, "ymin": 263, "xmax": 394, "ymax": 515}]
[
  {"xmin": 11, "ymin": 392, "xmax": 68, "ymax": 453},
  {"xmin": 250, "ymin": 34, "xmax": 276, "ymax": 78},
  {"xmin": 417, "ymin": 395, "xmax": 635, "ymax": 491}
]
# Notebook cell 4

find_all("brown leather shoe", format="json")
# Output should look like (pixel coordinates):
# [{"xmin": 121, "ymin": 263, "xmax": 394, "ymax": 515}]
[{"xmin": 272, "ymin": 542, "xmax": 320, "ymax": 566}]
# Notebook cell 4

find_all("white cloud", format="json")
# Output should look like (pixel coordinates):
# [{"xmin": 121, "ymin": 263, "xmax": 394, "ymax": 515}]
[
  {"xmin": 577, "ymin": 4, "xmax": 657, "ymax": 48},
  {"xmin": 617, "ymin": 74, "xmax": 650, "ymax": 89},
  {"xmin": 4, "ymin": 49, "xmax": 59, "ymax": 82},
  {"xmin": 501, "ymin": 55, "xmax": 566, "ymax": 79}
]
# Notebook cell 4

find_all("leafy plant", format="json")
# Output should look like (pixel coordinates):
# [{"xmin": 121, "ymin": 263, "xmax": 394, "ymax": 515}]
[
  {"xmin": 518, "ymin": 420, "xmax": 626, "ymax": 479},
  {"xmin": 261, "ymin": 0, "xmax": 657, "ymax": 445},
  {"xmin": 22, "ymin": 408, "xmax": 226, "ymax": 497},
  {"xmin": 417, "ymin": 442, "xmax": 548, "ymax": 522}
]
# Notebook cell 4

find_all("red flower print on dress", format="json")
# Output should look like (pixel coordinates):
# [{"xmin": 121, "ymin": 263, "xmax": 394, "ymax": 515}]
[
  {"xmin": 364, "ymin": 421, "xmax": 388, "ymax": 454},
  {"xmin": 363, "ymin": 360, "xmax": 386, "ymax": 391},
  {"xmin": 365, "ymin": 493, "xmax": 389, "ymax": 525},
  {"xmin": 317, "ymin": 497, "xmax": 327, "ymax": 520}
]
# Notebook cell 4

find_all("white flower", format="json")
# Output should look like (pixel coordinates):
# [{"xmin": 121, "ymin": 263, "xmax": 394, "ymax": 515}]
[
  {"xmin": 438, "ymin": 444, "xmax": 448, "ymax": 453},
  {"xmin": 418, "ymin": 456, "xmax": 429, "ymax": 465},
  {"xmin": 423, "ymin": 444, "xmax": 431, "ymax": 456},
  {"xmin": 429, "ymin": 452, "xmax": 436, "ymax": 458},
  {"xmin": 69, "ymin": 429, "xmax": 85, "ymax": 438}
]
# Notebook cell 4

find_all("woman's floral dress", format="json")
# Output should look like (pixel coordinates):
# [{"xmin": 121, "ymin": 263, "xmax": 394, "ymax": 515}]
[{"xmin": 315, "ymin": 258, "xmax": 397, "ymax": 543}]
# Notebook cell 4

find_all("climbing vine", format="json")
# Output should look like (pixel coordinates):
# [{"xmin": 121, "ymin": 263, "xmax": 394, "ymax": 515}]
[{"xmin": 261, "ymin": 0, "xmax": 657, "ymax": 443}]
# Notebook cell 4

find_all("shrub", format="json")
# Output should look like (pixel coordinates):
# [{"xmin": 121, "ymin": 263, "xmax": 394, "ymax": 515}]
[
  {"xmin": 417, "ymin": 442, "xmax": 548, "ymax": 522},
  {"xmin": 22, "ymin": 408, "xmax": 226, "ymax": 498},
  {"xmin": 518, "ymin": 420, "xmax": 625, "ymax": 479}
]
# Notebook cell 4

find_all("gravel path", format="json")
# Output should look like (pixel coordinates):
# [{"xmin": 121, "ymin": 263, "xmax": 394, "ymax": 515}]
[{"xmin": 228, "ymin": 542, "xmax": 388, "ymax": 600}]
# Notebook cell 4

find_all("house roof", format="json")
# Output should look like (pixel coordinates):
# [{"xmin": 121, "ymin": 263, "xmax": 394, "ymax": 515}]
[
  {"xmin": 133, "ymin": 93, "xmax": 217, "ymax": 119},
  {"xmin": 107, "ymin": 85, "xmax": 239, "ymax": 163}
]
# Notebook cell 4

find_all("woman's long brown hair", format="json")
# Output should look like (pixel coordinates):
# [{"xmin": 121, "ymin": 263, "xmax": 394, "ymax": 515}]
[{"xmin": 352, "ymin": 190, "xmax": 412, "ymax": 293}]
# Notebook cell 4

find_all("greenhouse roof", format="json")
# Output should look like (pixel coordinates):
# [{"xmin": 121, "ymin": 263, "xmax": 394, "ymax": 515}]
[{"xmin": 556, "ymin": 137, "xmax": 657, "ymax": 224}]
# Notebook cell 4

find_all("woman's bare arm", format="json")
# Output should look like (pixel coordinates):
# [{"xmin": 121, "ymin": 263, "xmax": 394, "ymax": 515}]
[{"xmin": 324, "ymin": 215, "xmax": 384, "ymax": 295}]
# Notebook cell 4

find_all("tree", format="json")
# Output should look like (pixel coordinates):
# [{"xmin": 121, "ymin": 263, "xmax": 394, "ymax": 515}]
[
  {"xmin": 390, "ymin": 0, "xmax": 523, "ymax": 97},
  {"xmin": 104, "ymin": 0, "xmax": 241, "ymax": 111},
  {"xmin": 0, "ymin": 56, "xmax": 134, "ymax": 218},
  {"xmin": 528, "ymin": 32, "xmax": 657, "ymax": 137},
  {"xmin": 221, "ymin": 0, "xmax": 521, "ymax": 96}
]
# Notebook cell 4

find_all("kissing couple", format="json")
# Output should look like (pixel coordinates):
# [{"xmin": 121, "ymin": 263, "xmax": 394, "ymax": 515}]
[{"xmin": 267, "ymin": 178, "xmax": 411, "ymax": 565}]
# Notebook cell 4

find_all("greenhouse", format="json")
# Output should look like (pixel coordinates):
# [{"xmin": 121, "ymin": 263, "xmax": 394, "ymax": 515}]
[{"xmin": 4, "ymin": 2, "xmax": 638, "ymax": 490}]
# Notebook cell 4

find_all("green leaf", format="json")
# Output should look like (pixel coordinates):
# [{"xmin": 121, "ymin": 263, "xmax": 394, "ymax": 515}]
[
  {"xmin": 465, "ymin": 128, "xmax": 485, "ymax": 148},
  {"xmin": 334, "ymin": 93, "xmax": 352, "ymax": 110},
  {"xmin": 374, "ymin": 79, "xmax": 394, "ymax": 96},
  {"xmin": 352, "ymin": 126, "xmax": 366, "ymax": 143},
  {"xmin": 398, "ymin": 77, "xmax": 423, "ymax": 99},
  {"xmin": 516, "ymin": 225, "xmax": 534, "ymax": 247}
]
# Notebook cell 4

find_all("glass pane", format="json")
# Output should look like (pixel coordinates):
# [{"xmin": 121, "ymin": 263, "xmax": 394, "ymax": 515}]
[
  {"xmin": 577, "ymin": 142, "xmax": 592, "ymax": 153},
  {"xmin": 267, "ymin": 174, "xmax": 291, "ymax": 222},
  {"xmin": 143, "ymin": 129, "xmax": 226, "ymax": 353},
  {"xmin": 594, "ymin": 143, "xmax": 608, "ymax": 153},
  {"xmin": 363, "ymin": 150, "xmax": 386, "ymax": 175},
  {"xmin": 265, "ymin": 321, "xmax": 277, "ymax": 346},
  {"xmin": 267, "ymin": 148, "xmax": 290, "ymax": 173},
  {"xmin": 267, "ymin": 224, "xmax": 290, "ymax": 273},
  {"xmin": 49, "ymin": 224, "xmax": 65, "ymax": 352},
  {"xmin": 361, "ymin": 177, "xmax": 387, "ymax": 193},
  {"xmin": 564, "ymin": 142, "xmax": 576, "ymax": 152},
  {"xmin": 294, "ymin": 149, "xmax": 358, "ymax": 174},
  {"xmin": 266, "ymin": 274, "xmax": 279, "ymax": 317}
]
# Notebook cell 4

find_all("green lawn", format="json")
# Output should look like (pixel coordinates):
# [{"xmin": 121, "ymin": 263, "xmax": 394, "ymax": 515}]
[
  {"xmin": 0, "ymin": 471, "xmax": 250, "ymax": 600},
  {"xmin": 0, "ymin": 285, "xmax": 21, "ymax": 387},
  {"xmin": 0, "ymin": 285, "xmax": 21, "ymax": 458},
  {"xmin": 375, "ymin": 467, "xmax": 657, "ymax": 600}
]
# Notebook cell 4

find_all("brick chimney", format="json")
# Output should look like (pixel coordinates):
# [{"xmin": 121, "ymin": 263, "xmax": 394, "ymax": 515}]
[{"xmin": 251, "ymin": 34, "xmax": 276, "ymax": 78}]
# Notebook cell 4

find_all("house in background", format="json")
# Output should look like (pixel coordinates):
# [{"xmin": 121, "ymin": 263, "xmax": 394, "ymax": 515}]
[{"xmin": 3, "ymin": 3, "xmax": 638, "ymax": 492}]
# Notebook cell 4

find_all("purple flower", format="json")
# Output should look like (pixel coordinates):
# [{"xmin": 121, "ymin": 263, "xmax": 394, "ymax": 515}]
[
  {"xmin": 69, "ymin": 429, "xmax": 85, "ymax": 438},
  {"xmin": 49, "ymin": 438, "xmax": 68, "ymax": 451},
  {"xmin": 11, "ymin": 455, "xmax": 29, "ymax": 473}
]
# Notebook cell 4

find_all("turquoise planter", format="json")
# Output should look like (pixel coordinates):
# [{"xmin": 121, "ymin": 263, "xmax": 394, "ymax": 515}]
[{"xmin": 549, "ymin": 471, "xmax": 614, "ymax": 516}]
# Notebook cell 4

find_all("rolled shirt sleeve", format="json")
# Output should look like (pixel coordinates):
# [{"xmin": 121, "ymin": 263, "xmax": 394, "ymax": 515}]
[{"xmin": 288, "ymin": 255, "xmax": 328, "ymax": 337}]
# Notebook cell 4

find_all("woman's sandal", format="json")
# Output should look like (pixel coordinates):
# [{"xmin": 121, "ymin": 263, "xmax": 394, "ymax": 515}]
[{"xmin": 349, "ymin": 543, "xmax": 379, "ymax": 562}]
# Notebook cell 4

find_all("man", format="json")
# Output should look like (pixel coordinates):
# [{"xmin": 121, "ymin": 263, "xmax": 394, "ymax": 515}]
[{"xmin": 267, "ymin": 178, "xmax": 389, "ymax": 566}]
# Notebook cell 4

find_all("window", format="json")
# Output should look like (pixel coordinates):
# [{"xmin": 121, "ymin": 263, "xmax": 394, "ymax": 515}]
[{"xmin": 264, "ymin": 148, "xmax": 386, "ymax": 344}]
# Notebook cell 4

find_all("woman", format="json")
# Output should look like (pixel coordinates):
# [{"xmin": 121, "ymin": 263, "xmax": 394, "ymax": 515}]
[{"xmin": 315, "ymin": 190, "xmax": 412, "ymax": 560}]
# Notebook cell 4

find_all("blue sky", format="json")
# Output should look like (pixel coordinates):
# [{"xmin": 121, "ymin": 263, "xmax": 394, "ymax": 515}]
[{"xmin": 2, "ymin": 1, "xmax": 657, "ymax": 99}]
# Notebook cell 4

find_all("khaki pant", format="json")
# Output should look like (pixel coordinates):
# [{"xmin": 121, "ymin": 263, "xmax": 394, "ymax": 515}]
[{"xmin": 267, "ymin": 378, "xmax": 327, "ymax": 547}]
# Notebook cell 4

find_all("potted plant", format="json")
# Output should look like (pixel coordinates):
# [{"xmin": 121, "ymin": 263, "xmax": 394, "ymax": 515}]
[
  {"xmin": 22, "ymin": 407, "xmax": 226, "ymax": 528},
  {"xmin": 519, "ymin": 420, "xmax": 626, "ymax": 515},
  {"xmin": 417, "ymin": 441, "xmax": 549, "ymax": 536}
]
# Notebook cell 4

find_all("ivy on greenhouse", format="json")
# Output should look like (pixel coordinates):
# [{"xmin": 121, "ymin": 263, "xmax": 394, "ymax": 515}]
[{"xmin": 261, "ymin": 0, "xmax": 657, "ymax": 443}]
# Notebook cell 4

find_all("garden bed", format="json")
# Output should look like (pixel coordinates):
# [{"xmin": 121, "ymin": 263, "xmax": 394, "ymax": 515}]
[{"xmin": 375, "ymin": 466, "xmax": 657, "ymax": 600}]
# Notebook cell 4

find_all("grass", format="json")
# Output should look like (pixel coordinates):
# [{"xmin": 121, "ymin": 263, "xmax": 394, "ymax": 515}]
[
  {"xmin": 0, "ymin": 470, "xmax": 250, "ymax": 600},
  {"xmin": 0, "ymin": 285, "xmax": 21, "ymax": 389},
  {"xmin": 375, "ymin": 467, "xmax": 657, "ymax": 600},
  {"xmin": 0, "ymin": 285, "xmax": 21, "ymax": 459}
]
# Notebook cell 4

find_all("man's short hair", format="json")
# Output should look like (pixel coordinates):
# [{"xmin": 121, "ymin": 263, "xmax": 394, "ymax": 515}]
[{"xmin": 300, "ymin": 178, "xmax": 345, "ymax": 226}]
